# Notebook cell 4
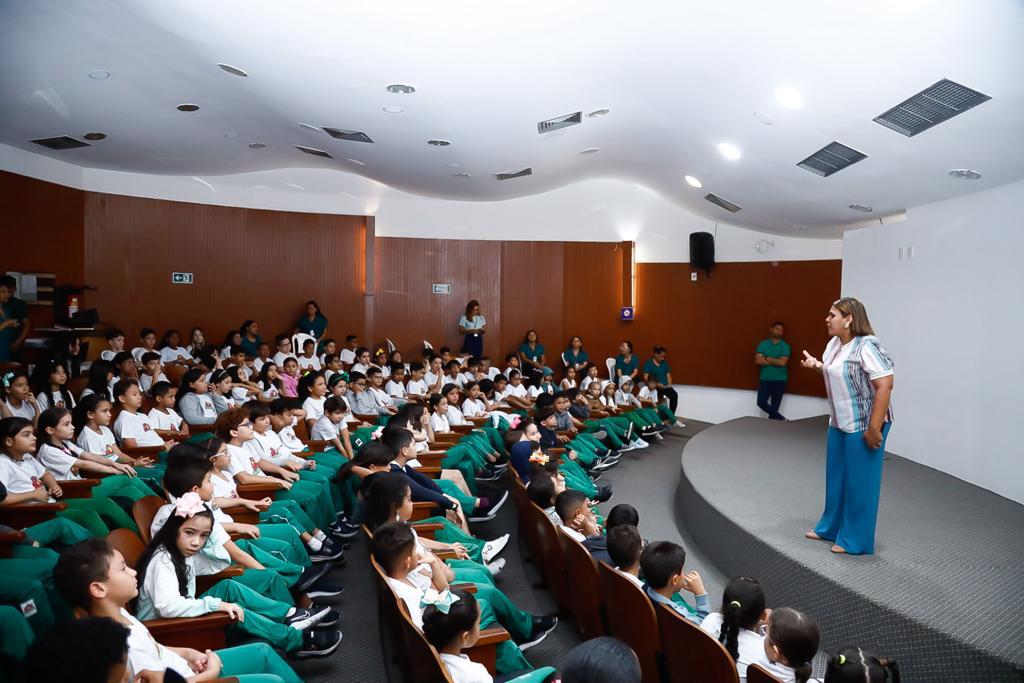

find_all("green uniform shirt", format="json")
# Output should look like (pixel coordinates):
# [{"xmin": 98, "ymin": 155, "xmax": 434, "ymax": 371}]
[
  {"xmin": 642, "ymin": 358, "xmax": 671, "ymax": 385},
  {"xmin": 756, "ymin": 338, "xmax": 791, "ymax": 381},
  {"xmin": 0, "ymin": 297, "xmax": 28, "ymax": 362}
]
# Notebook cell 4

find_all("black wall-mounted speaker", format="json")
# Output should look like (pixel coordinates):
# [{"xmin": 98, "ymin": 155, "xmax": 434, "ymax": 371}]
[{"xmin": 690, "ymin": 232, "xmax": 715, "ymax": 275}]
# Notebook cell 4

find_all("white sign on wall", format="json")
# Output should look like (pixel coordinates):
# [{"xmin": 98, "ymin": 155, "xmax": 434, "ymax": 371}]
[
  {"xmin": 432, "ymin": 283, "xmax": 451, "ymax": 294},
  {"xmin": 171, "ymin": 272, "xmax": 194, "ymax": 284}
]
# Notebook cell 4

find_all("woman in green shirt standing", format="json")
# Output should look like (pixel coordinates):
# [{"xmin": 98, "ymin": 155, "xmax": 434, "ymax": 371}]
[{"xmin": 518, "ymin": 330, "xmax": 547, "ymax": 386}]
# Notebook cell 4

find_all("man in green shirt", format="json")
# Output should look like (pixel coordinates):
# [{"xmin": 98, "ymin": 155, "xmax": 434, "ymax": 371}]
[
  {"xmin": 0, "ymin": 275, "xmax": 30, "ymax": 362},
  {"xmin": 755, "ymin": 322, "xmax": 790, "ymax": 420}
]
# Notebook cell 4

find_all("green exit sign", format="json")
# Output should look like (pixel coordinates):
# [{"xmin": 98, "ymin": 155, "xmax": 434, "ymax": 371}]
[{"xmin": 171, "ymin": 272, "xmax": 194, "ymax": 284}]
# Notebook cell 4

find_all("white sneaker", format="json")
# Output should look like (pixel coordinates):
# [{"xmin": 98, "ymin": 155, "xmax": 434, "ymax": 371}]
[
  {"xmin": 618, "ymin": 442, "xmax": 636, "ymax": 452},
  {"xmin": 632, "ymin": 438, "xmax": 650, "ymax": 449},
  {"xmin": 675, "ymin": 420, "xmax": 687, "ymax": 428},
  {"xmin": 487, "ymin": 557, "xmax": 507, "ymax": 576},
  {"xmin": 482, "ymin": 534, "xmax": 510, "ymax": 563}
]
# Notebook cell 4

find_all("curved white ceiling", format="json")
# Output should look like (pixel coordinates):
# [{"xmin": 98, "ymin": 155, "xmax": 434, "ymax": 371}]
[{"xmin": 1, "ymin": 0, "xmax": 1022, "ymax": 234}]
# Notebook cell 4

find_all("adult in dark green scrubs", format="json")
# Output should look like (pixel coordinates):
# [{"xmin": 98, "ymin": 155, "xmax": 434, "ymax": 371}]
[{"xmin": 0, "ymin": 276, "xmax": 29, "ymax": 362}]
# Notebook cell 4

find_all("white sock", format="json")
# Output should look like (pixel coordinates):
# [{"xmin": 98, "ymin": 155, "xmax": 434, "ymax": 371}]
[
  {"xmin": 307, "ymin": 537, "xmax": 323, "ymax": 552},
  {"xmin": 314, "ymin": 530, "xmax": 327, "ymax": 542}
]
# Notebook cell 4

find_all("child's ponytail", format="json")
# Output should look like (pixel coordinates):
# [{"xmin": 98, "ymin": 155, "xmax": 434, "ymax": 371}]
[
  {"xmin": 718, "ymin": 576, "xmax": 766, "ymax": 661},
  {"xmin": 824, "ymin": 647, "xmax": 901, "ymax": 683},
  {"xmin": 421, "ymin": 589, "xmax": 477, "ymax": 651}
]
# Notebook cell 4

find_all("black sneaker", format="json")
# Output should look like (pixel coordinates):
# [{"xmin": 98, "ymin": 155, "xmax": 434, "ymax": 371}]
[
  {"xmin": 294, "ymin": 629, "xmax": 343, "ymax": 658},
  {"xmin": 589, "ymin": 470, "xmax": 604, "ymax": 483},
  {"xmin": 475, "ymin": 466, "xmax": 502, "ymax": 482},
  {"xmin": 310, "ymin": 540, "xmax": 345, "ymax": 563},
  {"xmin": 307, "ymin": 580, "xmax": 345, "ymax": 600},
  {"xmin": 592, "ymin": 485, "xmax": 614, "ymax": 504},
  {"xmin": 590, "ymin": 458, "xmax": 618, "ymax": 472},
  {"xmin": 285, "ymin": 606, "xmax": 331, "ymax": 631},
  {"xmin": 314, "ymin": 608, "xmax": 341, "ymax": 629},
  {"xmin": 329, "ymin": 522, "xmax": 360, "ymax": 539},
  {"xmin": 296, "ymin": 564, "xmax": 330, "ymax": 592},
  {"xmin": 518, "ymin": 615, "xmax": 558, "ymax": 650},
  {"xmin": 468, "ymin": 490, "xmax": 509, "ymax": 522}
]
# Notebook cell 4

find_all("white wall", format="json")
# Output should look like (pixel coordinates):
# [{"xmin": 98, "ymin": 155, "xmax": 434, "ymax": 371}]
[
  {"xmin": 843, "ymin": 179, "xmax": 1024, "ymax": 504},
  {"xmin": 673, "ymin": 385, "xmax": 828, "ymax": 425},
  {"xmin": 0, "ymin": 142, "xmax": 841, "ymax": 264}
]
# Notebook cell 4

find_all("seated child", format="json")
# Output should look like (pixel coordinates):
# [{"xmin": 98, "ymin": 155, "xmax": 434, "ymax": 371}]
[
  {"xmin": 584, "ymin": 503, "xmax": 639, "ymax": 563},
  {"xmin": 177, "ymin": 369, "xmax": 219, "ymax": 425},
  {"xmin": 554, "ymin": 489, "xmax": 601, "ymax": 543},
  {"xmin": 606, "ymin": 524, "xmax": 644, "ymax": 588},
  {"xmin": 824, "ymin": 647, "xmax": 900, "ymax": 683},
  {"xmin": 405, "ymin": 362, "xmax": 429, "ymax": 401},
  {"xmin": 699, "ymin": 577, "xmax": 771, "ymax": 682},
  {"xmin": 386, "ymin": 366, "xmax": 408, "ymax": 401},
  {"xmin": 300, "ymin": 372, "xmax": 329, "ymax": 427},
  {"xmin": 640, "ymin": 540, "xmax": 710, "ymax": 625},
  {"xmin": 100, "ymin": 328, "xmax": 126, "ymax": 362},
  {"xmin": 75, "ymin": 394, "xmax": 161, "ymax": 477},
  {"xmin": 147, "ymin": 380, "xmax": 189, "ymax": 439},
  {"xmin": 112, "ymin": 379, "xmax": 173, "ymax": 449},
  {"xmin": 138, "ymin": 351, "xmax": 169, "ymax": 394},
  {"xmin": 136, "ymin": 492, "xmax": 341, "ymax": 657},
  {"xmin": 53, "ymin": 537, "xmax": 306, "ymax": 681},
  {"xmin": 367, "ymin": 367, "xmax": 402, "ymax": 412},
  {"xmin": 297, "ymin": 339, "xmax": 322, "ymax": 372},
  {"xmin": 759, "ymin": 607, "xmax": 821, "ymax": 683}
]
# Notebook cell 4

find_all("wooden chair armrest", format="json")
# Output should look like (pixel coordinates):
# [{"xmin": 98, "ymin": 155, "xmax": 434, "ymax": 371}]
[
  {"xmin": 121, "ymin": 445, "xmax": 166, "ymax": 457},
  {"xmin": 302, "ymin": 439, "xmax": 331, "ymax": 453},
  {"xmin": 418, "ymin": 466, "xmax": 442, "ymax": 479},
  {"xmin": 434, "ymin": 549, "xmax": 458, "ymax": 560},
  {"xmin": 0, "ymin": 502, "xmax": 67, "ymax": 529},
  {"xmin": 0, "ymin": 530, "xmax": 27, "ymax": 558},
  {"xmin": 236, "ymin": 481, "xmax": 282, "ymax": 501},
  {"xmin": 145, "ymin": 611, "xmax": 233, "ymax": 650},
  {"xmin": 416, "ymin": 454, "xmax": 445, "ymax": 469},
  {"xmin": 57, "ymin": 479, "xmax": 100, "ymax": 499},
  {"xmin": 410, "ymin": 521, "xmax": 443, "ymax": 539},
  {"xmin": 451, "ymin": 425, "xmax": 475, "ymax": 434},
  {"xmin": 185, "ymin": 422, "xmax": 216, "ymax": 434},
  {"xmin": 410, "ymin": 501, "xmax": 436, "ymax": 522},
  {"xmin": 450, "ymin": 582, "xmax": 478, "ymax": 594},
  {"xmin": 195, "ymin": 566, "xmax": 245, "ymax": 594},
  {"xmin": 353, "ymin": 413, "xmax": 379, "ymax": 423},
  {"xmin": 226, "ymin": 508, "xmax": 259, "ymax": 524},
  {"xmin": 467, "ymin": 417, "xmax": 489, "ymax": 426},
  {"xmin": 466, "ymin": 626, "xmax": 511, "ymax": 674},
  {"xmin": 431, "ymin": 433, "xmax": 460, "ymax": 442},
  {"xmin": 547, "ymin": 448, "xmax": 566, "ymax": 457}
]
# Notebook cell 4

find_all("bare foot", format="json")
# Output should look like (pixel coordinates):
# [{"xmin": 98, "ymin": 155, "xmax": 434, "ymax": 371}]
[
  {"xmin": 830, "ymin": 544, "xmax": 847, "ymax": 554},
  {"xmin": 805, "ymin": 531, "xmax": 823, "ymax": 540}
]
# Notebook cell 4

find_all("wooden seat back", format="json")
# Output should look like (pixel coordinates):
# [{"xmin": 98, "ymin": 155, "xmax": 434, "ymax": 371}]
[
  {"xmin": 524, "ymin": 499, "xmax": 572, "ymax": 612},
  {"xmin": 556, "ymin": 526, "xmax": 607, "ymax": 639},
  {"xmin": 746, "ymin": 663, "xmax": 786, "ymax": 683},
  {"xmin": 164, "ymin": 364, "xmax": 189, "ymax": 387},
  {"xmin": 597, "ymin": 561, "xmax": 663, "ymax": 683},
  {"xmin": 655, "ymin": 602, "xmax": 739, "ymax": 683},
  {"xmin": 132, "ymin": 495, "xmax": 168, "ymax": 544}
]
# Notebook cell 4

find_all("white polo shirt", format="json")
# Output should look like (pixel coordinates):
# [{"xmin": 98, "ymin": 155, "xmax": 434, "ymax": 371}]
[
  {"xmin": 114, "ymin": 410, "xmax": 164, "ymax": 447},
  {"xmin": 77, "ymin": 425, "xmax": 119, "ymax": 460},
  {"xmin": 0, "ymin": 453, "xmax": 49, "ymax": 494}
]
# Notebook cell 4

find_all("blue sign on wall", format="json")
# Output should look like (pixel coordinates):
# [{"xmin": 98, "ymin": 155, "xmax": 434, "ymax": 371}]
[{"xmin": 620, "ymin": 306, "xmax": 635, "ymax": 321}]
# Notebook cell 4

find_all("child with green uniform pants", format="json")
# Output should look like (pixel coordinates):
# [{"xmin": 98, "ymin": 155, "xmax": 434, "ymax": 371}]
[{"xmin": 53, "ymin": 537, "xmax": 308, "ymax": 682}]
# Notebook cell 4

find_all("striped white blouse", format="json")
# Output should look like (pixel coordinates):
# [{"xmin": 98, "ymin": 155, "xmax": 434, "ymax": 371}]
[{"xmin": 821, "ymin": 335, "xmax": 894, "ymax": 433}]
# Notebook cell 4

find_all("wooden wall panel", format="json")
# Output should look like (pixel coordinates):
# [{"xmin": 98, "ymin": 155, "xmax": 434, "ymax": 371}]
[
  {"xmin": 0, "ymin": 170, "xmax": 85, "ymax": 329},
  {"xmin": 499, "ymin": 242, "xmax": 565, "ymax": 362},
  {"xmin": 82, "ymin": 192, "xmax": 365, "ymax": 344},
  {"xmin": 562, "ymin": 241, "xmax": 629, "ymax": 368},
  {"xmin": 375, "ymin": 237, "xmax": 502, "ymax": 358}
]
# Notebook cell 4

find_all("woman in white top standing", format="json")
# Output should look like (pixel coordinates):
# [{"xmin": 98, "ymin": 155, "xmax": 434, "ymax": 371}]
[
  {"xmin": 801, "ymin": 297, "xmax": 894, "ymax": 555},
  {"xmin": 458, "ymin": 299, "xmax": 486, "ymax": 360}
]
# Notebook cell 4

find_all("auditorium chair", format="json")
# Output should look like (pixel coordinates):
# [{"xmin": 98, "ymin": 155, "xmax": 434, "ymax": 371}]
[
  {"xmin": 597, "ymin": 560, "xmax": 664, "ymax": 683},
  {"xmin": 746, "ymin": 663, "xmax": 786, "ymax": 683},
  {"xmin": 57, "ymin": 478, "xmax": 101, "ymax": 499},
  {"xmin": 605, "ymin": 358, "xmax": 616, "ymax": 379},
  {"xmin": 68, "ymin": 375, "xmax": 89, "ymax": 400},
  {"xmin": 0, "ymin": 530, "xmax": 26, "ymax": 558},
  {"xmin": 507, "ymin": 470, "xmax": 541, "ymax": 564},
  {"xmin": 164, "ymin": 364, "xmax": 190, "ymax": 387},
  {"xmin": 523, "ymin": 498, "xmax": 572, "ymax": 613},
  {"xmin": 185, "ymin": 421, "xmax": 216, "ymax": 436},
  {"xmin": 655, "ymin": 601, "xmax": 738, "ymax": 683},
  {"xmin": 369, "ymin": 553, "xmax": 509, "ymax": 680},
  {"xmin": 0, "ymin": 501, "xmax": 67, "ymax": 529},
  {"xmin": 556, "ymin": 526, "xmax": 608, "ymax": 639},
  {"xmin": 105, "ymin": 528, "xmax": 235, "ymax": 649}
]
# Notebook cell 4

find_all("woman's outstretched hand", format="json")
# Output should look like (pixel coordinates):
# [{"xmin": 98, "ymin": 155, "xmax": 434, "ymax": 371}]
[{"xmin": 801, "ymin": 350, "xmax": 823, "ymax": 370}]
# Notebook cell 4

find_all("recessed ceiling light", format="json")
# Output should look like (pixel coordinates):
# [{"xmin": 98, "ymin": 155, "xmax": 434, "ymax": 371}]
[
  {"xmin": 386, "ymin": 84, "xmax": 416, "ymax": 94},
  {"xmin": 217, "ymin": 63, "xmax": 248, "ymax": 77},
  {"xmin": 753, "ymin": 111, "xmax": 774, "ymax": 126},
  {"xmin": 248, "ymin": 142, "xmax": 267, "ymax": 149},
  {"xmin": 298, "ymin": 122, "xmax": 321, "ymax": 132},
  {"xmin": 88, "ymin": 69, "xmax": 110, "ymax": 80},
  {"xmin": 427, "ymin": 139, "xmax": 451, "ymax": 147},
  {"xmin": 346, "ymin": 158, "xmax": 366, "ymax": 166},
  {"xmin": 382, "ymin": 106, "xmax": 404, "ymax": 114},
  {"xmin": 83, "ymin": 132, "xmax": 106, "ymax": 141},
  {"xmin": 684, "ymin": 175, "xmax": 702, "ymax": 188},
  {"xmin": 775, "ymin": 85, "xmax": 805, "ymax": 110},
  {"xmin": 451, "ymin": 172, "xmax": 471, "ymax": 177},
  {"xmin": 580, "ymin": 147, "xmax": 600, "ymax": 154},
  {"xmin": 587, "ymin": 108, "xmax": 611, "ymax": 117},
  {"xmin": 948, "ymin": 168, "xmax": 981, "ymax": 180},
  {"xmin": 718, "ymin": 142, "xmax": 741, "ymax": 160},
  {"xmin": 224, "ymin": 132, "xmax": 239, "ymax": 139},
  {"xmin": 848, "ymin": 204, "xmax": 873, "ymax": 212},
  {"xmin": 176, "ymin": 103, "xmax": 200, "ymax": 112}
]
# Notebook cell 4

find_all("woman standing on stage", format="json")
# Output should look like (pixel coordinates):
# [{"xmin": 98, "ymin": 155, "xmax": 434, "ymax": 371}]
[
  {"xmin": 458, "ymin": 299, "xmax": 486, "ymax": 358},
  {"xmin": 801, "ymin": 297, "xmax": 894, "ymax": 555}
]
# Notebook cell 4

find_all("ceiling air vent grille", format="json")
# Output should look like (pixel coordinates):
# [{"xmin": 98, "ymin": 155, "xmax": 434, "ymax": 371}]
[
  {"xmin": 873, "ymin": 78, "xmax": 991, "ymax": 137},
  {"xmin": 704, "ymin": 193, "xmax": 742, "ymax": 213},
  {"xmin": 294, "ymin": 145, "xmax": 333, "ymax": 159},
  {"xmin": 495, "ymin": 168, "xmax": 533, "ymax": 181},
  {"xmin": 797, "ymin": 141, "xmax": 867, "ymax": 177},
  {"xmin": 322, "ymin": 128, "xmax": 374, "ymax": 143},
  {"xmin": 537, "ymin": 111, "xmax": 582, "ymax": 134},
  {"xmin": 31, "ymin": 135, "xmax": 90, "ymax": 150}
]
